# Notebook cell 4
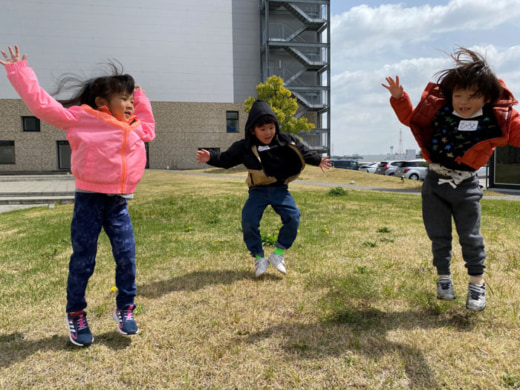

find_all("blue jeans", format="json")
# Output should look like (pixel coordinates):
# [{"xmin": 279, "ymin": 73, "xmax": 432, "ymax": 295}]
[
  {"xmin": 422, "ymin": 171, "xmax": 485, "ymax": 276},
  {"xmin": 66, "ymin": 192, "xmax": 136, "ymax": 313},
  {"xmin": 241, "ymin": 185, "xmax": 300, "ymax": 257}
]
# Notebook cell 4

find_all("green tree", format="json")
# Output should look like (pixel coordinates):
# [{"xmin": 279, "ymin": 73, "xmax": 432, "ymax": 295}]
[{"xmin": 244, "ymin": 75, "xmax": 315, "ymax": 135}]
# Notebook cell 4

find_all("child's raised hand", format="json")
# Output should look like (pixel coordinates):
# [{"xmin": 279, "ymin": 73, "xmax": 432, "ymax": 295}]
[
  {"xmin": 0, "ymin": 45, "xmax": 27, "ymax": 66},
  {"xmin": 196, "ymin": 149, "xmax": 210, "ymax": 163},
  {"xmin": 319, "ymin": 156, "xmax": 331, "ymax": 172},
  {"xmin": 382, "ymin": 76, "xmax": 404, "ymax": 99}
]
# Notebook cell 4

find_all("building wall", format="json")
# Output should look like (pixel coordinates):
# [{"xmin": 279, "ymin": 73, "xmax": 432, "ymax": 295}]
[
  {"xmin": 0, "ymin": 99, "xmax": 247, "ymax": 172},
  {"xmin": 150, "ymin": 101, "xmax": 246, "ymax": 170},
  {"xmin": 0, "ymin": 0, "xmax": 261, "ymax": 173}
]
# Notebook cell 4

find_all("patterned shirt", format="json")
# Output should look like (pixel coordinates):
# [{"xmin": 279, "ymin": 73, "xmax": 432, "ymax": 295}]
[{"xmin": 429, "ymin": 105, "xmax": 501, "ymax": 171}]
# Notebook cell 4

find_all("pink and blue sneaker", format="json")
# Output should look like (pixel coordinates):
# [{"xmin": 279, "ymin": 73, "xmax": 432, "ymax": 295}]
[{"xmin": 113, "ymin": 304, "xmax": 139, "ymax": 335}]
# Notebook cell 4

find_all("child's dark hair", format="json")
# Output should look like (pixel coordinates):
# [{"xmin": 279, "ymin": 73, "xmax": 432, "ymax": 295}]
[
  {"xmin": 53, "ymin": 61, "xmax": 135, "ymax": 108},
  {"xmin": 435, "ymin": 47, "xmax": 502, "ymax": 105},
  {"xmin": 254, "ymin": 114, "xmax": 277, "ymax": 128}
]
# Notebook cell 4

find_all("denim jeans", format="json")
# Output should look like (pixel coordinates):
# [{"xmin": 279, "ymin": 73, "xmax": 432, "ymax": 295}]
[
  {"xmin": 66, "ymin": 192, "xmax": 136, "ymax": 312},
  {"xmin": 241, "ymin": 185, "xmax": 300, "ymax": 257},
  {"xmin": 422, "ymin": 171, "xmax": 485, "ymax": 276}
]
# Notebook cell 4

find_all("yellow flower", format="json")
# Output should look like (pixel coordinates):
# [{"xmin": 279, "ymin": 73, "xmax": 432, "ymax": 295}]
[{"xmin": 110, "ymin": 286, "xmax": 117, "ymax": 292}]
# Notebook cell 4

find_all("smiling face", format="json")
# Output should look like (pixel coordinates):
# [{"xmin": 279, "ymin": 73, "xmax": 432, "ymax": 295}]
[
  {"xmin": 251, "ymin": 122, "xmax": 276, "ymax": 145},
  {"xmin": 106, "ymin": 92, "xmax": 135, "ymax": 121},
  {"xmin": 452, "ymin": 87, "xmax": 489, "ymax": 118}
]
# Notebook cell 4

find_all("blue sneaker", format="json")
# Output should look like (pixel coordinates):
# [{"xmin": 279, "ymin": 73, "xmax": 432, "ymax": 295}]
[
  {"xmin": 113, "ymin": 304, "xmax": 139, "ymax": 335},
  {"xmin": 66, "ymin": 310, "xmax": 94, "ymax": 347}
]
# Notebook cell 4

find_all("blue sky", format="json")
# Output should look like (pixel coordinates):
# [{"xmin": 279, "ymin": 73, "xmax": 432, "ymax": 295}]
[{"xmin": 329, "ymin": 0, "xmax": 520, "ymax": 157}]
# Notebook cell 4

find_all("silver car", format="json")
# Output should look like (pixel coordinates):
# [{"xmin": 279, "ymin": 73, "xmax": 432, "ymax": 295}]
[
  {"xmin": 359, "ymin": 162, "xmax": 378, "ymax": 173},
  {"xmin": 374, "ymin": 160, "xmax": 406, "ymax": 176},
  {"xmin": 394, "ymin": 159, "xmax": 429, "ymax": 180}
]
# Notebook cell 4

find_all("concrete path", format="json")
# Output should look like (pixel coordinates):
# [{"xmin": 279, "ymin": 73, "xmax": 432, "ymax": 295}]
[{"xmin": 0, "ymin": 174, "xmax": 75, "ymax": 213}]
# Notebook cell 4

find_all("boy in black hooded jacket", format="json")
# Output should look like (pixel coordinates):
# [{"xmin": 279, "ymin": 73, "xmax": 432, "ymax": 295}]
[{"xmin": 197, "ymin": 100, "xmax": 330, "ymax": 277}]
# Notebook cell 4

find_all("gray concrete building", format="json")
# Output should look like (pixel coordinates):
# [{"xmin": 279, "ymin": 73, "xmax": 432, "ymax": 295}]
[{"xmin": 0, "ymin": 0, "xmax": 330, "ymax": 173}]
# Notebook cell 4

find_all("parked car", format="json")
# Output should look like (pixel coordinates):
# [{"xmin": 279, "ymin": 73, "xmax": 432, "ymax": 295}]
[
  {"xmin": 374, "ymin": 160, "xmax": 406, "ymax": 176},
  {"xmin": 359, "ymin": 162, "xmax": 378, "ymax": 173},
  {"xmin": 476, "ymin": 165, "xmax": 488, "ymax": 178},
  {"xmin": 394, "ymin": 159, "xmax": 429, "ymax": 180},
  {"xmin": 331, "ymin": 159, "xmax": 359, "ymax": 170}
]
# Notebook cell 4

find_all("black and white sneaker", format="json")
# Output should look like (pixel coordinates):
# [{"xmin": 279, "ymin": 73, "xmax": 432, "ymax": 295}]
[
  {"xmin": 466, "ymin": 283, "xmax": 486, "ymax": 312},
  {"xmin": 436, "ymin": 277, "xmax": 456, "ymax": 300}
]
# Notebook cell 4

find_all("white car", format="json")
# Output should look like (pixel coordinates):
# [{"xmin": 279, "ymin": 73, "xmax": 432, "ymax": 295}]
[
  {"xmin": 476, "ymin": 165, "xmax": 488, "ymax": 177},
  {"xmin": 375, "ymin": 160, "xmax": 406, "ymax": 176},
  {"xmin": 359, "ymin": 162, "xmax": 378, "ymax": 173},
  {"xmin": 394, "ymin": 159, "xmax": 429, "ymax": 180}
]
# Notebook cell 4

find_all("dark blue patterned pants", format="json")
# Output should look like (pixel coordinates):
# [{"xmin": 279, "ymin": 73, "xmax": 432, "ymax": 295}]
[{"xmin": 66, "ymin": 192, "xmax": 136, "ymax": 312}]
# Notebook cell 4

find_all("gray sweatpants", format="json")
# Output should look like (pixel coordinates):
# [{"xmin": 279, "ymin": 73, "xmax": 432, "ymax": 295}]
[{"xmin": 421, "ymin": 171, "xmax": 485, "ymax": 276}]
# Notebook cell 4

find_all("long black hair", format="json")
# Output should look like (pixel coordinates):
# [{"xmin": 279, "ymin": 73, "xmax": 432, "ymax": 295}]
[
  {"xmin": 53, "ymin": 61, "xmax": 135, "ymax": 108},
  {"xmin": 435, "ymin": 47, "xmax": 502, "ymax": 105}
]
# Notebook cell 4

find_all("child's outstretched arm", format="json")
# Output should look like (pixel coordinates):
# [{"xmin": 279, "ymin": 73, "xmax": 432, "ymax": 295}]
[
  {"xmin": 2, "ymin": 44, "xmax": 78, "ymax": 129},
  {"xmin": 319, "ymin": 156, "xmax": 331, "ymax": 172},
  {"xmin": 0, "ymin": 45, "xmax": 26, "ymax": 66},
  {"xmin": 196, "ymin": 149, "xmax": 210, "ymax": 163},
  {"xmin": 382, "ymin": 75, "xmax": 414, "ymax": 127},
  {"xmin": 382, "ymin": 76, "xmax": 404, "ymax": 99},
  {"xmin": 132, "ymin": 85, "xmax": 156, "ymax": 142}
]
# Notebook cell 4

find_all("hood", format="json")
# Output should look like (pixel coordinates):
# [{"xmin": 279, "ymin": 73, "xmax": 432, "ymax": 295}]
[{"xmin": 245, "ymin": 100, "xmax": 280, "ymax": 144}]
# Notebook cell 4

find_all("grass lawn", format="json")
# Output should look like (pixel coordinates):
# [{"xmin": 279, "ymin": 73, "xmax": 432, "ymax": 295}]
[{"xmin": 1, "ymin": 168, "xmax": 520, "ymax": 389}]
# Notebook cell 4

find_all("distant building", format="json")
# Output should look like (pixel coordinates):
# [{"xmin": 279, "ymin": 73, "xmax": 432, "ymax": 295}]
[{"xmin": 0, "ymin": 0, "xmax": 330, "ymax": 174}]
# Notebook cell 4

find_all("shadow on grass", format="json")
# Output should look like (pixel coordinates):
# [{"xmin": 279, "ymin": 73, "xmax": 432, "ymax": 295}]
[
  {"xmin": 237, "ymin": 309, "xmax": 455, "ymax": 389},
  {"xmin": 235, "ymin": 280, "xmax": 483, "ymax": 389},
  {"xmin": 0, "ymin": 331, "xmax": 132, "ymax": 369},
  {"xmin": 139, "ymin": 269, "xmax": 262, "ymax": 298}
]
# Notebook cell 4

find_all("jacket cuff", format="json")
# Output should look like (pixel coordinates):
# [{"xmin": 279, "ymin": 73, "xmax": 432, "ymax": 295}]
[{"xmin": 5, "ymin": 59, "xmax": 28, "ymax": 74}]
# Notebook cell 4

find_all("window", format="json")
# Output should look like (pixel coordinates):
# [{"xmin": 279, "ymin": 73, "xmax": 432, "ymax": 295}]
[
  {"xmin": 0, "ymin": 141, "xmax": 15, "ymax": 164},
  {"xmin": 57, "ymin": 141, "xmax": 71, "ymax": 170},
  {"xmin": 226, "ymin": 111, "xmax": 239, "ymax": 133},
  {"xmin": 198, "ymin": 147, "xmax": 220, "ymax": 154},
  {"xmin": 22, "ymin": 116, "xmax": 40, "ymax": 132}
]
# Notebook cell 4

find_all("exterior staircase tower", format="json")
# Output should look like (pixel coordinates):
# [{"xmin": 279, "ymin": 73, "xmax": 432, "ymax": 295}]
[{"xmin": 260, "ymin": 0, "xmax": 330, "ymax": 155}]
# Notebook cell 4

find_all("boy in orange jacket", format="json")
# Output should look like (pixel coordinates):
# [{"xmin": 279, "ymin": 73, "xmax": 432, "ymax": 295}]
[{"xmin": 383, "ymin": 47, "xmax": 520, "ymax": 311}]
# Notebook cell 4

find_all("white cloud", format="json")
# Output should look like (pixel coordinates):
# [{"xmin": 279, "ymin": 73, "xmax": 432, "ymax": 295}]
[{"xmin": 330, "ymin": 0, "xmax": 520, "ymax": 156}]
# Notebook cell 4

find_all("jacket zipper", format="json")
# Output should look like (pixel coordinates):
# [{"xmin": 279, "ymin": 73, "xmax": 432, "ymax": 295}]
[{"xmin": 120, "ymin": 130, "xmax": 128, "ymax": 193}]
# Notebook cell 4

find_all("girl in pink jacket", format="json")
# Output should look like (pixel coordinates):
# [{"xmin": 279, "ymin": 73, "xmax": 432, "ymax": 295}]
[{"xmin": 1, "ymin": 45, "xmax": 155, "ymax": 346}]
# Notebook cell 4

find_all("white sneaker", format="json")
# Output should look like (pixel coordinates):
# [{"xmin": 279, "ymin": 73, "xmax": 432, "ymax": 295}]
[
  {"xmin": 437, "ymin": 277, "xmax": 456, "ymax": 300},
  {"xmin": 268, "ymin": 253, "xmax": 286, "ymax": 275},
  {"xmin": 254, "ymin": 257, "xmax": 269, "ymax": 277},
  {"xmin": 466, "ymin": 283, "xmax": 486, "ymax": 312}
]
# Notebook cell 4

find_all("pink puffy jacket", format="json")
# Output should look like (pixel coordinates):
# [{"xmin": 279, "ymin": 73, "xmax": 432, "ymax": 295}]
[{"xmin": 5, "ymin": 60, "xmax": 155, "ymax": 194}]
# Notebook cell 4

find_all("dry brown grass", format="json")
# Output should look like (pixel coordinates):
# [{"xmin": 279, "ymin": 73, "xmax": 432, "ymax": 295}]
[{"xmin": 1, "ymin": 168, "xmax": 520, "ymax": 389}]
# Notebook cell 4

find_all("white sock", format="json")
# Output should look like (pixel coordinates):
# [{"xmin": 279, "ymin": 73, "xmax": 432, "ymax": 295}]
[{"xmin": 469, "ymin": 275, "xmax": 484, "ymax": 286}]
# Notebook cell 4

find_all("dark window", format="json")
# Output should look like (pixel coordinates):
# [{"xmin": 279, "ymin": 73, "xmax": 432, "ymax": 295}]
[
  {"xmin": 226, "ymin": 111, "xmax": 239, "ymax": 133},
  {"xmin": 57, "ymin": 141, "xmax": 71, "ymax": 170},
  {"xmin": 0, "ymin": 141, "xmax": 15, "ymax": 164},
  {"xmin": 22, "ymin": 116, "xmax": 40, "ymax": 132},
  {"xmin": 198, "ymin": 147, "xmax": 220, "ymax": 154}
]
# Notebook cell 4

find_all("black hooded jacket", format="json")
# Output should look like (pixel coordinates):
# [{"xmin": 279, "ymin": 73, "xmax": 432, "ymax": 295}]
[{"xmin": 207, "ymin": 100, "xmax": 322, "ymax": 187}]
